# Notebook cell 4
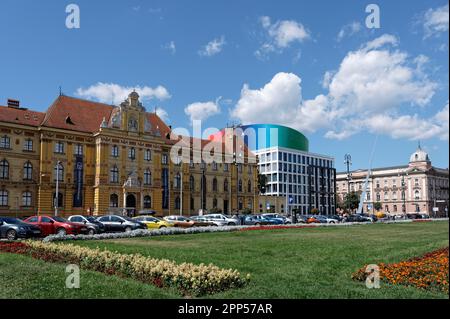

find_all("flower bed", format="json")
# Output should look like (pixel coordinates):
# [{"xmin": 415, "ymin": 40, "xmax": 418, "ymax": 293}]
[
  {"xmin": 0, "ymin": 241, "xmax": 250, "ymax": 296},
  {"xmin": 352, "ymin": 247, "xmax": 449, "ymax": 293}
]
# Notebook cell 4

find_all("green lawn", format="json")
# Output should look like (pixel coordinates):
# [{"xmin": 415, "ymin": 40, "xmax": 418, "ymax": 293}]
[{"xmin": 1, "ymin": 221, "xmax": 448, "ymax": 299}]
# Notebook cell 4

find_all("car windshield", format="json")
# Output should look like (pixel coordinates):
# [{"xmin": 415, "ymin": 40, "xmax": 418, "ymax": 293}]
[
  {"xmin": 52, "ymin": 216, "xmax": 68, "ymax": 222},
  {"xmin": 1, "ymin": 217, "xmax": 22, "ymax": 224},
  {"xmin": 85, "ymin": 217, "xmax": 97, "ymax": 222}
]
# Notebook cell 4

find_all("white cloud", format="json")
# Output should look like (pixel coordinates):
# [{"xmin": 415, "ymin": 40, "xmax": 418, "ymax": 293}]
[
  {"xmin": 337, "ymin": 21, "xmax": 361, "ymax": 42},
  {"xmin": 256, "ymin": 16, "xmax": 310, "ymax": 58},
  {"xmin": 423, "ymin": 3, "xmax": 449, "ymax": 38},
  {"xmin": 155, "ymin": 107, "xmax": 170, "ymax": 122},
  {"xmin": 198, "ymin": 36, "xmax": 226, "ymax": 57},
  {"xmin": 76, "ymin": 82, "xmax": 171, "ymax": 105},
  {"xmin": 184, "ymin": 99, "xmax": 221, "ymax": 122},
  {"xmin": 231, "ymin": 34, "xmax": 443, "ymax": 141},
  {"xmin": 163, "ymin": 41, "xmax": 176, "ymax": 55}
]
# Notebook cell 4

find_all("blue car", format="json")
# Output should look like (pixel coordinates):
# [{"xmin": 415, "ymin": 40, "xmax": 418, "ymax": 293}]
[{"xmin": 254, "ymin": 215, "xmax": 284, "ymax": 225}]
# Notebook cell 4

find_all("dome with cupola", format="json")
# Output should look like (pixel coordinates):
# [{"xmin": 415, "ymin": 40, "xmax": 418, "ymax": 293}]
[{"xmin": 409, "ymin": 143, "xmax": 430, "ymax": 163}]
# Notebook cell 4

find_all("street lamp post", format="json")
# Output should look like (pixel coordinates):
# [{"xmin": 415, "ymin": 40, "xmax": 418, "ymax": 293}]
[
  {"xmin": 55, "ymin": 160, "xmax": 61, "ymax": 216},
  {"xmin": 398, "ymin": 169, "xmax": 408, "ymax": 218},
  {"xmin": 344, "ymin": 154, "xmax": 352, "ymax": 212}
]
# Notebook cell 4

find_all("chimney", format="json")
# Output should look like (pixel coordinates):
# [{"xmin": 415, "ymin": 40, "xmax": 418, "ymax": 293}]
[{"xmin": 7, "ymin": 99, "xmax": 20, "ymax": 108}]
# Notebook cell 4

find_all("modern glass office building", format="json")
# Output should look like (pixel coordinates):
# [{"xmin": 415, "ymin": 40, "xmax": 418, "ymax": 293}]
[{"xmin": 239, "ymin": 124, "xmax": 336, "ymax": 215}]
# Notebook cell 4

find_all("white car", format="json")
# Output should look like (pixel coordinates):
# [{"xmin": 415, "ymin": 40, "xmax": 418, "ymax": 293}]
[{"xmin": 202, "ymin": 214, "xmax": 239, "ymax": 226}]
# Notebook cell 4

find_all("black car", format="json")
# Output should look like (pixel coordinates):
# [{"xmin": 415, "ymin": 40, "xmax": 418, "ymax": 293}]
[
  {"xmin": 96, "ymin": 215, "xmax": 146, "ymax": 232},
  {"xmin": 344, "ymin": 214, "xmax": 372, "ymax": 223},
  {"xmin": 0, "ymin": 217, "xmax": 42, "ymax": 240},
  {"xmin": 68, "ymin": 215, "xmax": 106, "ymax": 235}
]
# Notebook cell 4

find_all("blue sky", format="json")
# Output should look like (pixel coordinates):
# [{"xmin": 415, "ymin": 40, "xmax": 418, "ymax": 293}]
[{"xmin": 0, "ymin": 0, "xmax": 448, "ymax": 172}]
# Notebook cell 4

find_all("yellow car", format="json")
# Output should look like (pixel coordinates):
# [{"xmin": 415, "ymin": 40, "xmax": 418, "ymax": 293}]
[{"xmin": 133, "ymin": 216, "xmax": 173, "ymax": 229}]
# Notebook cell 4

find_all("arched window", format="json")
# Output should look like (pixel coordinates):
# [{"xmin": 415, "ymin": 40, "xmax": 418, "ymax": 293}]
[
  {"xmin": 128, "ymin": 147, "xmax": 136, "ymax": 160},
  {"xmin": 0, "ymin": 190, "xmax": 8, "ymax": 206},
  {"xmin": 174, "ymin": 173, "xmax": 181, "ymax": 189},
  {"xmin": 54, "ymin": 163, "xmax": 64, "ymax": 182},
  {"xmin": 189, "ymin": 175, "xmax": 195, "ymax": 191},
  {"xmin": 110, "ymin": 166, "xmax": 119, "ymax": 183},
  {"xmin": 143, "ymin": 195, "xmax": 152, "ymax": 208},
  {"xmin": 248, "ymin": 198, "xmax": 253, "ymax": 209},
  {"xmin": 224, "ymin": 178, "xmax": 229, "ymax": 192},
  {"xmin": 393, "ymin": 205, "xmax": 397, "ymax": 212},
  {"xmin": 212, "ymin": 178, "xmax": 218, "ymax": 192},
  {"xmin": 238, "ymin": 179, "xmax": 242, "ymax": 192},
  {"xmin": 175, "ymin": 196, "xmax": 181, "ymax": 209},
  {"xmin": 0, "ymin": 159, "xmax": 9, "ymax": 179},
  {"xmin": 144, "ymin": 169, "xmax": 152, "ymax": 185},
  {"xmin": 53, "ymin": 192, "xmax": 63, "ymax": 208},
  {"xmin": 190, "ymin": 197, "xmax": 194, "ymax": 210},
  {"xmin": 213, "ymin": 197, "xmax": 218, "ymax": 208},
  {"xmin": 110, "ymin": 194, "xmax": 119, "ymax": 207},
  {"xmin": 23, "ymin": 162, "xmax": 33, "ymax": 180},
  {"xmin": 247, "ymin": 180, "xmax": 252, "ymax": 193},
  {"xmin": 376, "ymin": 192, "xmax": 381, "ymax": 201},
  {"xmin": 22, "ymin": 191, "xmax": 32, "ymax": 207}
]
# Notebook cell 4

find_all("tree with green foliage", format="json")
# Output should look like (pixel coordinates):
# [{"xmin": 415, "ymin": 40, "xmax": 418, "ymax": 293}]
[
  {"xmin": 344, "ymin": 191, "xmax": 361, "ymax": 212},
  {"xmin": 257, "ymin": 174, "xmax": 267, "ymax": 194},
  {"xmin": 374, "ymin": 202, "xmax": 382, "ymax": 211}
]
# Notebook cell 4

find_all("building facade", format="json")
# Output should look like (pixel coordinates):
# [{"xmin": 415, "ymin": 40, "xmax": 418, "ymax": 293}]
[
  {"xmin": 336, "ymin": 146, "xmax": 449, "ymax": 217},
  {"xmin": 0, "ymin": 92, "xmax": 258, "ymax": 217},
  {"xmin": 231, "ymin": 124, "xmax": 336, "ymax": 215}
]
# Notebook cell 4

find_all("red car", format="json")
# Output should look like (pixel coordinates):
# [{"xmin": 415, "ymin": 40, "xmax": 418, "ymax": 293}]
[{"xmin": 23, "ymin": 215, "xmax": 89, "ymax": 236}]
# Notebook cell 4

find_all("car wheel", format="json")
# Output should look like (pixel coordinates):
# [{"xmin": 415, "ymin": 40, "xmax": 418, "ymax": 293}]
[
  {"xmin": 6, "ymin": 229, "xmax": 17, "ymax": 241},
  {"xmin": 56, "ymin": 228, "xmax": 67, "ymax": 236},
  {"xmin": 87, "ymin": 228, "xmax": 95, "ymax": 235},
  {"xmin": 255, "ymin": 223, "xmax": 261, "ymax": 226},
  {"xmin": 330, "ymin": 221, "xmax": 335, "ymax": 224},
  {"xmin": 125, "ymin": 226, "xmax": 132, "ymax": 232},
  {"xmin": 159, "ymin": 225, "xmax": 166, "ymax": 229},
  {"xmin": 228, "ymin": 222, "xmax": 236, "ymax": 226}
]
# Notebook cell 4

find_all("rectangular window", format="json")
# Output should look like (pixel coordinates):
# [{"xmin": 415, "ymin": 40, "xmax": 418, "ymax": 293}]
[
  {"xmin": 162, "ymin": 154, "xmax": 168, "ymax": 165},
  {"xmin": 74, "ymin": 144, "xmax": 83, "ymax": 156},
  {"xmin": 128, "ymin": 148, "xmax": 136, "ymax": 160},
  {"xmin": 23, "ymin": 139, "xmax": 33, "ymax": 151},
  {"xmin": 0, "ymin": 136, "xmax": 10, "ymax": 149},
  {"xmin": 111, "ymin": 145, "xmax": 119, "ymax": 157},
  {"xmin": 144, "ymin": 149, "xmax": 152, "ymax": 161},
  {"xmin": 54, "ymin": 141, "xmax": 64, "ymax": 154}
]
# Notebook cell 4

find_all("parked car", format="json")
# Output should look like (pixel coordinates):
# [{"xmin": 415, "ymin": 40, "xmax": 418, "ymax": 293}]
[
  {"xmin": 189, "ymin": 216, "xmax": 217, "ymax": 227},
  {"xmin": 133, "ymin": 216, "xmax": 174, "ymax": 229},
  {"xmin": 254, "ymin": 214, "xmax": 284, "ymax": 225},
  {"xmin": 202, "ymin": 214, "xmax": 239, "ymax": 226},
  {"xmin": 163, "ymin": 215, "xmax": 212, "ymax": 227},
  {"xmin": 96, "ymin": 215, "xmax": 146, "ymax": 232},
  {"xmin": 23, "ymin": 215, "xmax": 89, "ymax": 236},
  {"xmin": 315, "ymin": 215, "xmax": 339, "ymax": 224},
  {"xmin": 262, "ymin": 213, "xmax": 291, "ymax": 224},
  {"xmin": 329, "ymin": 215, "xmax": 344, "ymax": 222},
  {"xmin": 67, "ymin": 215, "xmax": 106, "ymax": 235},
  {"xmin": 242, "ymin": 215, "xmax": 272, "ymax": 226},
  {"xmin": 296, "ymin": 215, "xmax": 308, "ymax": 223},
  {"xmin": 137, "ymin": 210, "xmax": 158, "ymax": 216},
  {"xmin": 0, "ymin": 217, "xmax": 42, "ymax": 240},
  {"xmin": 306, "ymin": 216, "xmax": 322, "ymax": 224},
  {"xmin": 344, "ymin": 214, "xmax": 372, "ymax": 223}
]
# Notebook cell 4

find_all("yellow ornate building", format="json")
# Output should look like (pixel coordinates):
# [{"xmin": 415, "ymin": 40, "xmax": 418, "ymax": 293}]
[{"xmin": 0, "ymin": 92, "xmax": 258, "ymax": 217}]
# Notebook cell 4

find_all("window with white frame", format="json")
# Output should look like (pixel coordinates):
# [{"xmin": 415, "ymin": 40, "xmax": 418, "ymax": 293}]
[
  {"xmin": 0, "ymin": 135, "xmax": 10, "ymax": 149},
  {"xmin": 23, "ymin": 162, "xmax": 33, "ymax": 180},
  {"xmin": 110, "ymin": 166, "xmax": 119, "ymax": 183},
  {"xmin": 0, "ymin": 190, "xmax": 8, "ymax": 206},
  {"xmin": 0, "ymin": 159, "xmax": 9, "ymax": 179},
  {"xmin": 23, "ymin": 139, "xmax": 33, "ymax": 151},
  {"xmin": 128, "ymin": 147, "xmax": 136, "ymax": 160},
  {"xmin": 54, "ymin": 141, "xmax": 64, "ymax": 154},
  {"xmin": 22, "ymin": 191, "xmax": 32, "ymax": 207},
  {"xmin": 144, "ymin": 169, "xmax": 152, "ymax": 185},
  {"xmin": 144, "ymin": 149, "xmax": 152, "ymax": 161},
  {"xmin": 111, "ymin": 145, "xmax": 119, "ymax": 157},
  {"xmin": 74, "ymin": 143, "xmax": 83, "ymax": 156}
]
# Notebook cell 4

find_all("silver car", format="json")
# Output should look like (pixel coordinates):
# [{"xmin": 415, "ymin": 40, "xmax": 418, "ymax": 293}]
[{"xmin": 202, "ymin": 214, "xmax": 239, "ymax": 226}]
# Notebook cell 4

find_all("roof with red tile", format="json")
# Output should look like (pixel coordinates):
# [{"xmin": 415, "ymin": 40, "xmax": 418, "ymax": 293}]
[{"xmin": 0, "ymin": 105, "xmax": 45, "ymax": 127}]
